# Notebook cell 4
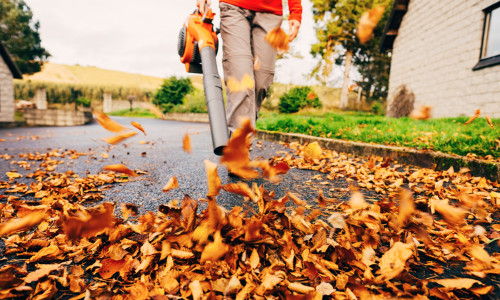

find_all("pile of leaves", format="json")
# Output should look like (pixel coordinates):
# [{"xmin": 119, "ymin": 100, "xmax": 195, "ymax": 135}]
[{"xmin": 1, "ymin": 120, "xmax": 500, "ymax": 299}]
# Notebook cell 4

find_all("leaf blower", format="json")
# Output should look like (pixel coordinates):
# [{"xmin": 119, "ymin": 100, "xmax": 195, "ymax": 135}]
[{"xmin": 177, "ymin": 5, "xmax": 228, "ymax": 156}]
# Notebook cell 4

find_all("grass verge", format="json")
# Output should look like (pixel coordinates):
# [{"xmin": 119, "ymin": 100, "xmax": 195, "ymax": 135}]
[
  {"xmin": 256, "ymin": 111, "xmax": 500, "ymax": 159},
  {"xmin": 109, "ymin": 108, "xmax": 158, "ymax": 119}
]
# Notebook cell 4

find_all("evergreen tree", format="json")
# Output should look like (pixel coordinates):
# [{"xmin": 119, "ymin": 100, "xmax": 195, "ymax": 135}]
[{"xmin": 0, "ymin": 0, "xmax": 50, "ymax": 74}]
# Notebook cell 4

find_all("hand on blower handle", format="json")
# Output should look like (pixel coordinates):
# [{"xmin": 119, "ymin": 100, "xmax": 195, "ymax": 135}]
[{"xmin": 196, "ymin": 0, "xmax": 211, "ymax": 15}]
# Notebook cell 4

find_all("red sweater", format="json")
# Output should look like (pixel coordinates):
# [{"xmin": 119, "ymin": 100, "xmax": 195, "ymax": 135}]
[{"xmin": 220, "ymin": 0, "xmax": 302, "ymax": 23}]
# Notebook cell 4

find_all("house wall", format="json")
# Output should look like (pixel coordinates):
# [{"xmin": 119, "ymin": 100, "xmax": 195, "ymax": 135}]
[
  {"xmin": 0, "ymin": 55, "xmax": 15, "ymax": 122},
  {"xmin": 387, "ymin": 0, "xmax": 500, "ymax": 118}
]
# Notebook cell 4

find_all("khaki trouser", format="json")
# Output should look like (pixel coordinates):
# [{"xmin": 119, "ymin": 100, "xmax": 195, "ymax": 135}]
[{"xmin": 219, "ymin": 2, "xmax": 282, "ymax": 132}]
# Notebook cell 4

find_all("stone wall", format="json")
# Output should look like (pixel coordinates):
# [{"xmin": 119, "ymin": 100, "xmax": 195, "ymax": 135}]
[
  {"xmin": 24, "ymin": 109, "xmax": 93, "ymax": 126},
  {"xmin": 0, "ymin": 54, "xmax": 14, "ymax": 122},
  {"xmin": 387, "ymin": 0, "xmax": 500, "ymax": 118}
]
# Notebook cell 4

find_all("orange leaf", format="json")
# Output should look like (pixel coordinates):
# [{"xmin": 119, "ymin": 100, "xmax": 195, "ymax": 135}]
[
  {"xmin": 432, "ymin": 199, "xmax": 467, "ymax": 226},
  {"xmin": 121, "ymin": 203, "xmax": 138, "ymax": 220},
  {"xmin": 0, "ymin": 211, "xmax": 48, "ymax": 237},
  {"xmin": 376, "ymin": 242, "xmax": 413, "ymax": 282},
  {"xmin": 93, "ymin": 111, "xmax": 128, "ymax": 132},
  {"xmin": 205, "ymin": 160, "xmax": 221, "ymax": 197},
  {"xmin": 222, "ymin": 182, "xmax": 257, "ymax": 201},
  {"xmin": 162, "ymin": 177, "xmax": 179, "ymax": 193},
  {"xmin": 131, "ymin": 121, "xmax": 146, "ymax": 135},
  {"xmin": 103, "ymin": 164, "xmax": 138, "ymax": 176},
  {"xmin": 357, "ymin": 6, "xmax": 385, "ymax": 44},
  {"xmin": 226, "ymin": 74, "xmax": 255, "ymax": 93},
  {"xmin": 432, "ymin": 278, "xmax": 482, "ymax": 289},
  {"xmin": 200, "ymin": 231, "xmax": 229, "ymax": 263},
  {"xmin": 468, "ymin": 245, "xmax": 492, "ymax": 267},
  {"xmin": 397, "ymin": 189, "xmax": 415, "ymax": 227},
  {"xmin": 25, "ymin": 263, "xmax": 63, "ymax": 283},
  {"xmin": 303, "ymin": 142, "xmax": 322, "ymax": 160},
  {"xmin": 6, "ymin": 172, "xmax": 22, "ymax": 180},
  {"xmin": 98, "ymin": 258, "xmax": 126, "ymax": 279},
  {"xmin": 103, "ymin": 131, "xmax": 137, "ymax": 145},
  {"xmin": 409, "ymin": 105, "xmax": 432, "ymax": 120},
  {"xmin": 349, "ymin": 191, "xmax": 368, "ymax": 210},
  {"xmin": 464, "ymin": 109, "xmax": 481, "ymax": 125},
  {"xmin": 63, "ymin": 202, "xmax": 116, "ymax": 240},
  {"xmin": 220, "ymin": 118, "xmax": 258, "ymax": 179},
  {"xmin": 485, "ymin": 116, "xmax": 495, "ymax": 129},
  {"xmin": 287, "ymin": 192, "xmax": 307, "ymax": 206},
  {"xmin": 183, "ymin": 133, "xmax": 192, "ymax": 153},
  {"xmin": 265, "ymin": 27, "xmax": 289, "ymax": 52}
]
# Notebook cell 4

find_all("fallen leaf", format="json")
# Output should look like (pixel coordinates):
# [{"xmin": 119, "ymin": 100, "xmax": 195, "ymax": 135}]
[
  {"xmin": 376, "ymin": 242, "xmax": 413, "ymax": 281},
  {"xmin": 222, "ymin": 182, "xmax": 257, "ymax": 202},
  {"xmin": 397, "ymin": 189, "xmax": 415, "ymax": 227},
  {"xmin": 464, "ymin": 109, "xmax": 481, "ymax": 125},
  {"xmin": 189, "ymin": 280, "xmax": 203, "ymax": 300},
  {"xmin": 265, "ymin": 27, "xmax": 289, "ymax": 52},
  {"xmin": 288, "ymin": 282, "xmax": 315, "ymax": 293},
  {"xmin": 221, "ymin": 118, "xmax": 258, "ymax": 179},
  {"xmin": 205, "ymin": 160, "xmax": 221, "ymax": 197},
  {"xmin": 432, "ymin": 199, "xmax": 467, "ymax": 226},
  {"xmin": 0, "ymin": 211, "xmax": 48, "ymax": 237},
  {"xmin": 103, "ymin": 131, "xmax": 137, "ymax": 145},
  {"xmin": 432, "ymin": 278, "xmax": 482, "ymax": 289},
  {"xmin": 357, "ymin": 6, "xmax": 385, "ymax": 44},
  {"xmin": 226, "ymin": 74, "xmax": 255, "ymax": 93},
  {"xmin": 94, "ymin": 111, "xmax": 128, "ymax": 132},
  {"xmin": 162, "ymin": 177, "xmax": 179, "ymax": 193},
  {"xmin": 98, "ymin": 259, "xmax": 126, "ymax": 279},
  {"xmin": 224, "ymin": 275, "xmax": 243, "ymax": 295},
  {"xmin": 63, "ymin": 202, "xmax": 116, "ymax": 240},
  {"xmin": 303, "ymin": 142, "xmax": 322, "ymax": 160},
  {"xmin": 103, "ymin": 164, "xmax": 138, "ymax": 176},
  {"xmin": 200, "ymin": 231, "xmax": 229, "ymax": 263},
  {"xmin": 6, "ymin": 172, "xmax": 22, "ymax": 180},
  {"xmin": 409, "ymin": 105, "xmax": 432, "ymax": 120},
  {"xmin": 183, "ymin": 133, "xmax": 192, "ymax": 153},
  {"xmin": 485, "ymin": 116, "xmax": 495, "ymax": 129},
  {"xmin": 131, "ymin": 121, "xmax": 146, "ymax": 135}
]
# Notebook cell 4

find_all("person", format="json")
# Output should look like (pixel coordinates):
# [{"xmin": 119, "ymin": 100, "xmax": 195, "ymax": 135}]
[{"xmin": 196, "ymin": 0, "xmax": 302, "ymax": 134}]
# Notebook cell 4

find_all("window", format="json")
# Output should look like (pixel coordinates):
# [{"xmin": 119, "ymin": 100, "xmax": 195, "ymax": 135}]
[{"xmin": 474, "ymin": 2, "xmax": 500, "ymax": 70}]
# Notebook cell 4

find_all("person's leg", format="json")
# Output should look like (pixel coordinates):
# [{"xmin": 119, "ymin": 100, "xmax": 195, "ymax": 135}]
[
  {"xmin": 219, "ymin": 3, "xmax": 255, "ymax": 133},
  {"xmin": 251, "ymin": 13, "xmax": 282, "ymax": 119}
]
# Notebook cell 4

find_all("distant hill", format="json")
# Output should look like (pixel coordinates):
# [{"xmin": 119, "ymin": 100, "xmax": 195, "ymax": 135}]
[{"xmin": 22, "ymin": 63, "xmax": 204, "ymax": 90}]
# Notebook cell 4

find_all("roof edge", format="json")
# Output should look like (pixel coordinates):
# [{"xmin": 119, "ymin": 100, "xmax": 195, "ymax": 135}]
[
  {"xmin": 0, "ymin": 42, "xmax": 23, "ymax": 79},
  {"xmin": 380, "ymin": 0, "xmax": 410, "ymax": 52}
]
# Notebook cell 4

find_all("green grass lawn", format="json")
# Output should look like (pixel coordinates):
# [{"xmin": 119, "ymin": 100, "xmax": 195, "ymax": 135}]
[
  {"xmin": 109, "ymin": 108, "xmax": 158, "ymax": 119},
  {"xmin": 256, "ymin": 111, "xmax": 500, "ymax": 159}
]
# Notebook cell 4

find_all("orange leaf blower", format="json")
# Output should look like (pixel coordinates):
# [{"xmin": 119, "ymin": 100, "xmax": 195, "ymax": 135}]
[{"xmin": 177, "ymin": 5, "xmax": 228, "ymax": 156}]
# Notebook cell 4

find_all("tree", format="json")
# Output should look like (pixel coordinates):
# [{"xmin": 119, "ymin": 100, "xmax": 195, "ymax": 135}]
[
  {"xmin": 0, "ymin": 0, "xmax": 50, "ymax": 74},
  {"xmin": 153, "ymin": 76, "xmax": 194, "ymax": 113},
  {"xmin": 310, "ymin": 0, "xmax": 391, "ymax": 108}
]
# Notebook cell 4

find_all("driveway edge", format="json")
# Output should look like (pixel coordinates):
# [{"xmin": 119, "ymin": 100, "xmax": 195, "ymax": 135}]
[{"xmin": 256, "ymin": 129, "xmax": 500, "ymax": 182}]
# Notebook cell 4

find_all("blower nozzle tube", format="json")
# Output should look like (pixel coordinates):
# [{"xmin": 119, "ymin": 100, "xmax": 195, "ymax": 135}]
[{"xmin": 200, "ymin": 47, "xmax": 228, "ymax": 156}]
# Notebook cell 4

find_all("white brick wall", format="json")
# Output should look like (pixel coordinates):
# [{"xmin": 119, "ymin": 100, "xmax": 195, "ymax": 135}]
[
  {"xmin": 0, "ymin": 55, "xmax": 15, "ymax": 122},
  {"xmin": 387, "ymin": 0, "xmax": 500, "ymax": 118}
]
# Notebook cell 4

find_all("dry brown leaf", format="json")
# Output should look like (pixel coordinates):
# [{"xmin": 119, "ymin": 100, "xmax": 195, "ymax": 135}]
[
  {"xmin": 98, "ymin": 258, "xmax": 126, "ymax": 279},
  {"xmin": 249, "ymin": 248, "xmax": 260, "ymax": 269},
  {"xmin": 349, "ymin": 191, "xmax": 368, "ymax": 210},
  {"xmin": 288, "ymin": 192, "xmax": 307, "ymax": 206},
  {"xmin": 224, "ymin": 275, "xmax": 243, "ymax": 295},
  {"xmin": 183, "ymin": 133, "xmax": 192, "ymax": 153},
  {"xmin": 376, "ymin": 242, "xmax": 413, "ymax": 281},
  {"xmin": 205, "ymin": 160, "xmax": 221, "ymax": 197},
  {"xmin": 432, "ymin": 278, "xmax": 482, "ymax": 289},
  {"xmin": 189, "ymin": 280, "xmax": 203, "ymax": 300},
  {"xmin": 103, "ymin": 131, "xmax": 137, "ymax": 145},
  {"xmin": 121, "ymin": 203, "xmax": 138, "ymax": 220},
  {"xmin": 130, "ymin": 121, "xmax": 146, "ymax": 135},
  {"xmin": 485, "ymin": 116, "xmax": 495, "ymax": 129},
  {"xmin": 200, "ymin": 231, "xmax": 229, "ymax": 263},
  {"xmin": 468, "ymin": 245, "xmax": 492, "ymax": 267},
  {"xmin": 162, "ymin": 177, "xmax": 179, "ymax": 193},
  {"xmin": 103, "ymin": 164, "xmax": 138, "ymax": 176},
  {"xmin": 226, "ymin": 74, "xmax": 255, "ymax": 93},
  {"xmin": 6, "ymin": 172, "xmax": 22, "ymax": 180},
  {"xmin": 357, "ymin": 6, "xmax": 385, "ymax": 44},
  {"xmin": 265, "ymin": 27, "xmax": 289, "ymax": 52},
  {"xmin": 397, "ymin": 189, "xmax": 415, "ymax": 227},
  {"xmin": 316, "ymin": 282, "xmax": 335, "ymax": 295},
  {"xmin": 409, "ymin": 105, "xmax": 432, "ymax": 120},
  {"xmin": 25, "ymin": 264, "xmax": 63, "ymax": 283},
  {"xmin": 0, "ymin": 211, "xmax": 48, "ymax": 237},
  {"xmin": 303, "ymin": 142, "xmax": 322, "ymax": 160},
  {"xmin": 432, "ymin": 199, "xmax": 467, "ymax": 226},
  {"xmin": 63, "ymin": 202, "xmax": 116, "ymax": 240},
  {"xmin": 288, "ymin": 282, "xmax": 315, "ymax": 293},
  {"xmin": 464, "ymin": 109, "xmax": 481, "ymax": 125},
  {"xmin": 94, "ymin": 111, "xmax": 128, "ymax": 132},
  {"xmin": 220, "ymin": 118, "xmax": 258, "ymax": 179}
]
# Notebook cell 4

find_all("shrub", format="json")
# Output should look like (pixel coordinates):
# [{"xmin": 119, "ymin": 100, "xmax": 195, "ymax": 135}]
[
  {"xmin": 153, "ymin": 76, "xmax": 194, "ymax": 113},
  {"xmin": 371, "ymin": 102, "xmax": 385, "ymax": 115},
  {"xmin": 173, "ymin": 89, "xmax": 207, "ymax": 113},
  {"xmin": 75, "ymin": 97, "xmax": 91, "ymax": 108},
  {"xmin": 278, "ymin": 86, "xmax": 322, "ymax": 113}
]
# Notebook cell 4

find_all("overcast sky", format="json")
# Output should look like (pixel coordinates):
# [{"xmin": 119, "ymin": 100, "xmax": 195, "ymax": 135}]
[{"xmin": 24, "ymin": 0, "xmax": 324, "ymax": 84}]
